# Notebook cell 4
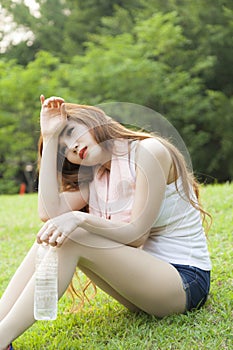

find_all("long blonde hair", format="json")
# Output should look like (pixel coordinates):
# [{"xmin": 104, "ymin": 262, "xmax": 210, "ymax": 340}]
[{"xmin": 38, "ymin": 103, "xmax": 211, "ymax": 311}]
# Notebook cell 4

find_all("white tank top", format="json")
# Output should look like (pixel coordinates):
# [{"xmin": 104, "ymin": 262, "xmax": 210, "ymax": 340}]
[{"xmin": 143, "ymin": 177, "xmax": 212, "ymax": 270}]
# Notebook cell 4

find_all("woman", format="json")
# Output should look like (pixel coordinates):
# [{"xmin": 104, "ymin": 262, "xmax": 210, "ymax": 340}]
[{"xmin": 0, "ymin": 95, "xmax": 211, "ymax": 350}]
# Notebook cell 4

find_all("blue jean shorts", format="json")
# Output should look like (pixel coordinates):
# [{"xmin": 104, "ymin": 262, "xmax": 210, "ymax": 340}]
[{"xmin": 171, "ymin": 264, "xmax": 211, "ymax": 311}]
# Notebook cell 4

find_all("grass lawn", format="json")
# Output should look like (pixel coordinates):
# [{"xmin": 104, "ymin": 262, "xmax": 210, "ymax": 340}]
[{"xmin": 0, "ymin": 183, "xmax": 232, "ymax": 349}]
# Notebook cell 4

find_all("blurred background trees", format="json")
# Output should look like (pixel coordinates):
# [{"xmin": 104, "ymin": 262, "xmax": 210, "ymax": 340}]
[{"xmin": 0, "ymin": 0, "xmax": 232, "ymax": 193}]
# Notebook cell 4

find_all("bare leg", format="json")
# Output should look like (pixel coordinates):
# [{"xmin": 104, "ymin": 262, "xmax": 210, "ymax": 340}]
[
  {"xmin": 78, "ymin": 264, "xmax": 141, "ymax": 313},
  {"xmin": 0, "ymin": 240, "xmax": 78, "ymax": 349},
  {"xmin": 0, "ymin": 242, "xmax": 38, "ymax": 321},
  {"xmin": 70, "ymin": 230, "xmax": 186, "ymax": 316},
  {"xmin": 0, "ymin": 229, "xmax": 186, "ymax": 349}
]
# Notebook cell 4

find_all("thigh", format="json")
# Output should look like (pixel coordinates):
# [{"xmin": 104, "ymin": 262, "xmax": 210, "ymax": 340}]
[
  {"xmin": 78, "ymin": 264, "xmax": 141, "ymax": 313},
  {"xmin": 68, "ymin": 229, "xmax": 186, "ymax": 317}
]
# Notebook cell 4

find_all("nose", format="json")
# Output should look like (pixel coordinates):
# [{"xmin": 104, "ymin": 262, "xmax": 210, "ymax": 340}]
[
  {"xmin": 71, "ymin": 144, "xmax": 79, "ymax": 153},
  {"xmin": 66, "ymin": 141, "xmax": 79, "ymax": 153}
]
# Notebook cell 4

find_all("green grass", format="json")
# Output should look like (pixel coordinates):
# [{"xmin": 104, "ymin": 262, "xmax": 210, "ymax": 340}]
[{"xmin": 0, "ymin": 183, "xmax": 232, "ymax": 349}]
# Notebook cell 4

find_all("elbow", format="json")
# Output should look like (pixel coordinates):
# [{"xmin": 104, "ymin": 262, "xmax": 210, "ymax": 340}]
[
  {"xmin": 38, "ymin": 203, "xmax": 60, "ymax": 222},
  {"xmin": 38, "ymin": 207, "xmax": 50, "ymax": 222},
  {"xmin": 127, "ymin": 238, "xmax": 145, "ymax": 248},
  {"xmin": 127, "ymin": 241, "xmax": 143, "ymax": 248},
  {"xmin": 40, "ymin": 216, "xmax": 49, "ymax": 223},
  {"xmin": 127, "ymin": 230, "xmax": 150, "ymax": 248},
  {"xmin": 38, "ymin": 212, "xmax": 49, "ymax": 222}
]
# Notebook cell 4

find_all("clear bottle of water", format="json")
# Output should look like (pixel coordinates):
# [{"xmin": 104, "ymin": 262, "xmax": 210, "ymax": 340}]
[{"xmin": 34, "ymin": 244, "xmax": 58, "ymax": 320}]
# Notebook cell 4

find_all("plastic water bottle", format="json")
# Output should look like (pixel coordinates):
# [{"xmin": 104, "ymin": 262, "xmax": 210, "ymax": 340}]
[{"xmin": 34, "ymin": 244, "xmax": 58, "ymax": 320}]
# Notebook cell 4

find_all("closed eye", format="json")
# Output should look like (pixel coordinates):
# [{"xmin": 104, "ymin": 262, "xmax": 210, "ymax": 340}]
[
  {"xmin": 60, "ymin": 126, "xmax": 75, "ymax": 137},
  {"xmin": 66, "ymin": 127, "xmax": 75, "ymax": 137}
]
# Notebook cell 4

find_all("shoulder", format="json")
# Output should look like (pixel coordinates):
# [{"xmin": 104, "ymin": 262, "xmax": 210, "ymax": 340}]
[
  {"xmin": 135, "ymin": 138, "xmax": 172, "ymax": 182},
  {"xmin": 137, "ymin": 138, "xmax": 172, "ymax": 163}
]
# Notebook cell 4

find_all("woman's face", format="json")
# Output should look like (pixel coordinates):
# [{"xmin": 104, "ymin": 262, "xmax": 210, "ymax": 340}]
[{"xmin": 59, "ymin": 120, "xmax": 110, "ymax": 166}]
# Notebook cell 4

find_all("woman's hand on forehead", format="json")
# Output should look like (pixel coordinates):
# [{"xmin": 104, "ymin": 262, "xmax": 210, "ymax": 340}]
[
  {"xmin": 41, "ymin": 95, "xmax": 65, "ymax": 108},
  {"xmin": 40, "ymin": 95, "xmax": 68, "ymax": 138}
]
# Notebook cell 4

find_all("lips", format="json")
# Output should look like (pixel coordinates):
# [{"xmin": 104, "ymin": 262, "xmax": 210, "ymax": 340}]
[{"xmin": 79, "ymin": 146, "xmax": 88, "ymax": 160}]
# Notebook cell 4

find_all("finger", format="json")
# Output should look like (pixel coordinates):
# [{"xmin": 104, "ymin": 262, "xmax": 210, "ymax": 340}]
[
  {"xmin": 37, "ymin": 221, "xmax": 50, "ymax": 241},
  {"xmin": 39, "ymin": 237, "xmax": 50, "ymax": 245},
  {"xmin": 39, "ymin": 221, "xmax": 56, "ymax": 241},
  {"xmin": 56, "ymin": 235, "xmax": 66, "ymax": 247},
  {"xmin": 45, "ymin": 96, "xmax": 64, "ymax": 105},
  {"xmin": 40, "ymin": 94, "xmax": 45, "ymax": 105},
  {"xmin": 61, "ymin": 103, "xmax": 68, "ymax": 119},
  {"xmin": 37, "ymin": 236, "xmax": 42, "ymax": 244},
  {"xmin": 37, "ymin": 224, "xmax": 48, "ymax": 239},
  {"xmin": 43, "ymin": 97, "xmax": 54, "ymax": 108},
  {"xmin": 39, "ymin": 231, "xmax": 50, "ymax": 242},
  {"xmin": 54, "ymin": 96, "xmax": 65, "ymax": 104},
  {"xmin": 49, "ymin": 229, "xmax": 61, "ymax": 244},
  {"xmin": 37, "ymin": 233, "xmax": 50, "ymax": 245}
]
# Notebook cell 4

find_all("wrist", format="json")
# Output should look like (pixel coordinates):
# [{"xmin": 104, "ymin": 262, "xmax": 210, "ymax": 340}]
[
  {"xmin": 73, "ymin": 211, "xmax": 87, "ymax": 227},
  {"xmin": 42, "ymin": 134, "xmax": 59, "ymax": 145}
]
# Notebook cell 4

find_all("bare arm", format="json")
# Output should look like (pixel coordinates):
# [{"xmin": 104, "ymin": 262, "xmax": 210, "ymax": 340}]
[
  {"xmin": 38, "ymin": 138, "xmax": 172, "ymax": 246},
  {"xmin": 38, "ymin": 95, "xmax": 88, "ymax": 221},
  {"xmin": 38, "ymin": 136, "xmax": 88, "ymax": 221},
  {"xmin": 79, "ymin": 138, "xmax": 171, "ymax": 245}
]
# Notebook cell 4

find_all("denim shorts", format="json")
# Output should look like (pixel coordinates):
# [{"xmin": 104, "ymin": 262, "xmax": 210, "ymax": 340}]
[{"xmin": 171, "ymin": 263, "xmax": 211, "ymax": 311}]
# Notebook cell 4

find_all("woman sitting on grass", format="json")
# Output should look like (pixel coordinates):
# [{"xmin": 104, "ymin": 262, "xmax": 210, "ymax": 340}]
[{"xmin": 0, "ymin": 95, "xmax": 211, "ymax": 350}]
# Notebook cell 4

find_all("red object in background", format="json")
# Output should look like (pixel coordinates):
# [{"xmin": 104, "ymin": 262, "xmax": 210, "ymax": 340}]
[{"xmin": 19, "ymin": 182, "xmax": 26, "ymax": 195}]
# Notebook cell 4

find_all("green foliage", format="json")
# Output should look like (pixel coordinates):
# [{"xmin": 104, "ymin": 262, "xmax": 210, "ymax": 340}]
[
  {"xmin": 0, "ymin": 183, "xmax": 232, "ymax": 348},
  {"xmin": 1, "ymin": 0, "xmax": 138, "ymax": 63},
  {"xmin": 0, "ymin": 52, "xmax": 64, "ymax": 193},
  {"xmin": 0, "ymin": 0, "xmax": 232, "ymax": 192}
]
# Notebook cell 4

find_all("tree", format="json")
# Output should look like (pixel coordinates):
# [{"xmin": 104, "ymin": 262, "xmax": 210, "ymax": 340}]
[
  {"xmin": 56, "ymin": 10, "xmax": 233, "ymax": 182},
  {"xmin": 0, "ymin": 52, "xmax": 66, "ymax": 193},
  {"xmin": 0, "ymin": 0, "xmax": 142, "ymax": 64},
  {"xmin": 0, "ymin": 0, "xmax": 232, "ymax": 193}
]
